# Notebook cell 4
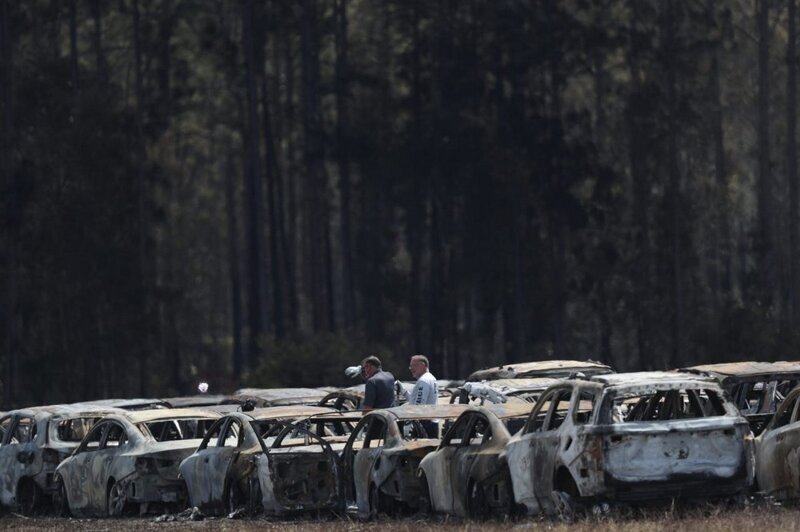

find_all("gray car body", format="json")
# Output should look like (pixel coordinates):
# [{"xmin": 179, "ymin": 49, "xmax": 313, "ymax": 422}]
[
  {"xmin": 504, "ymin": 372, "xmax": 754, "ymax": 515},
  {"xmin": 55, "ymin": 409, "xmax": 220, "ymax": 517},
  {"xmin": 0, "ymin": 404, "xmax": 125, "ymax": 512}
]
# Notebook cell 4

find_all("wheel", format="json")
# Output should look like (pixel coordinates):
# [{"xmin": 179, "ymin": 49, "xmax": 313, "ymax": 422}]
[
  {"xmin": 368, "ymin": 483, "xmax": 393, "ymax": 519},
  {"xmin": 52, "ymin": 474, "xmax": 70, "ymax": 517},
  {"xmin": 225, "ymin": 480, "xmax": 243, "ymax": 515},
  {"xmin": 107, "ymin": 479, "xmax": 133, "ymax": 517},
  {"xmin": 368, "ymin": 483, "xmax": 380, "ymax": 520},
  {"xmin": 418, "ymin": 472, "xmax": 432, "ymax": 515},
  {"xmin": 551, "ymin": 490, "xmax": 575, "ymax": 522},
  {"xmin": 500, "ymin": 467, "xmax": 517, "ymax": 519},
  {"xmin": 468, "ymin": 479, "xmax": 488, "ymax": 519},
  {"xmin": 16, "ymin": 477, "xmax": 41, "ymax": 516}
]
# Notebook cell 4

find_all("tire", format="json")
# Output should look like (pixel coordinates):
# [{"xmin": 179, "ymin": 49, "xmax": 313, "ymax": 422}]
[
  {"xmin": 107, "ymin": 479, "xmax": 133, "ymax": 517},
  {"xmin": 368, "ymin": 483, "xmax": 394, "ymax": 519},
  {"xmin": 225, "ymin": 481, "xmax": 243, "ymax": 515},
  {"xmin": 368, "ymin": 483, "xmax": 380, "ymax": 520},
  {"xmin": 418, "ymin": 472, "xmax": 432, "ymax": 515},
  {"xmin": 551, "ymin": 490, "xmax": 575, "ymax": 522},
  {"xmin": 52, "ymin": 474, "xmax": 70, "ymax": 517},
  {"xmin": 500, "ymin": 468, "xmax": 517, "ymax": 519},
  {"xmin": 16, "ymin": 477, "xmax": 41, "ymax": 516},
  {"xmin": 468, "ymin": 479, "xmax": 489, "ymax": 520}
]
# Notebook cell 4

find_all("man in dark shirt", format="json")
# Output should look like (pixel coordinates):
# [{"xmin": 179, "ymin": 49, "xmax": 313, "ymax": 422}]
[{"xmin": 361, "ymin": 355, "xmax": 396, "ymax": 410}]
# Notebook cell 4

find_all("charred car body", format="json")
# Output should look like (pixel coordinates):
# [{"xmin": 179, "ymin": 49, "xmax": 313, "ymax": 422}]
[
  {"xmin": 754, "ymin": 385, "xmax": 800, "ymax": 500},
  {"xmin": 179, "ymin": 405, "xmax": 337, "ymax": 515},
  {"xmin": 418, "ymin": 403, "xmax": 531, "ymax": 518},
  {"xmin": 0, "ymin": 405, "xmax": 124, "ymax": 515},
  {"xmin": 505, "ymin": 372, "xmax": 754, "ymax": 515},
  {"xmin": 681, "ymin": 361, "xmax": 800, "ymax": 435},
  {"xmin": 466, "ymin": 360, "xmax": 613, "ymax": 383},
  {"xmin": 233, "ymin": 388, "xmax": 329, "ymax": 407},
  {"xmin": 260, "ymin": 410, "xmax": 363, "ymax": 515},
  {"xmin": 341, "ymin": 404, "xmax": 468, "ymax": 518},
  {"xmin": 54, "ymin": 409, "xmax": 220, "ymax": 517}
]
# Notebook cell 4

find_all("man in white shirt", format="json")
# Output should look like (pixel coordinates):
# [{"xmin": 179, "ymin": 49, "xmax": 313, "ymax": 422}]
[{"xmin": 401, "ymin": 354, "xmax": 438, "ymax": 405}]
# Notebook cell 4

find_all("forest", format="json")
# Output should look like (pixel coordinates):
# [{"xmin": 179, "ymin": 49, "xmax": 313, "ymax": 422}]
[{"xmin": 0, "ymin": 0, "xmax": 797, "ymax": 407}]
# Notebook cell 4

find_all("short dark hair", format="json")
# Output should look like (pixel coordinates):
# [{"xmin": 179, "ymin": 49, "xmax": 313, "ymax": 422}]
[
  {"xmin": 361, "ymin": 355, "xmax": 382, "ymax": 369},
  {"xmin": 411, "ymin": 354, "xmax": 429, "ymax": 367}
]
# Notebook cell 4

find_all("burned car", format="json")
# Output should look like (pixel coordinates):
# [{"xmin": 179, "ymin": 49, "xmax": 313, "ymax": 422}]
[
  {"xmin": 417, "ymin": 403, "xmax": 531, "ymax": 518},
  {"xmin": 451, "ymin": 378, "xmax": 559, "ymax": 406},
  {"xmin": 318, "ymin": 387, "xmax": 365, "ymax": 411},
  {"xmin": 259, "ymin": 410, "xmax": 363, "ymax": 515},
  {"xmin": 73, "ymin": 398, "xmax": 171, "ymax": 411},
  {"xmin": 466, "ymin": 359, "xmax": 613, "ymax": 383},
  {"xmin": 54, "ymin": 408, "xmax": 220, "ymax": 517},
  {"xmin": 341, "ymin": 404, "xmax": 468, "ymax": 518},
  {"xmin": 0, "ymin": 405, "xmax": 124, "ymax": 515},
  {"xmin": 754, "ymin": 385, "xmax": 800, "ymax": 500},
  {"xmin": 233, "ymin": 388, "xmax": 329, "ymax": 406},
  {"xmin": 179, "ymin": 405, "xmax": 337, "ymax": 515},
  {"xmin": 505, "ymin": 372, "xmax": 754, "ymax": 516},
  {"xmin": 681, "ymin": 361, "xmax": 800, "ymax": 435}
]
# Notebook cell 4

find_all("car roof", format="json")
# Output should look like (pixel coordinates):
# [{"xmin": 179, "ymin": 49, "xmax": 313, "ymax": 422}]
[
  {"xmin": 681, "ymin": 361, "xmax": 800, "ymax": 380},
  {"xmin": 382, "ymin": 404, "xmax": 469, "ymax": 420},
  {"xmin": 590, "ymin": 371, "xmax": 719, "ymax": 388},
  {"xmin": 467, "ymin": 359, "xmax": 612, "ymax": 381},
  {"xmin": 245, "ymin": 405, "xmax": 336, "ymax": 420},
  {"xmin": 162, "ymin": 395, "xmax": 228, "ymax": 408},
  {"xmin": 114, "ymin": 408, "xmax": 221, "ymax": 424},
  {"xmin": 233, "ymin": 388, "xmax": 328, "ymax": 402},
  {"xmin": 471, "ymin": 377, "xmax": 561, "ymax": 390},
  {"xmin": 4, "ymin": 404, "xmax": 126, "ymax": 419},
  {"xmin": 479, "ymin": 402, "xmax": 534, "ymax": 419}
]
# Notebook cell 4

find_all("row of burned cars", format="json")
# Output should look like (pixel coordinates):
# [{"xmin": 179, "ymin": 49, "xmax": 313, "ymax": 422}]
[{"xmin": 3, "ymin": 359, "xmax": 800, "ymax": 520}]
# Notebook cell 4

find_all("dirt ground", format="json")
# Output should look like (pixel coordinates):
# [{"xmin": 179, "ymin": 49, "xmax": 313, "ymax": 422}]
[{"xmin": 3, "ymin": 503, "xmax": 800, "ymax": 532}]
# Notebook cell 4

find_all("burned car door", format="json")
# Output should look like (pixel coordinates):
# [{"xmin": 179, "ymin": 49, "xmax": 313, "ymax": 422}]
[
  {"xmin": 756, "ymin": 390, "xmax": 800, "ymax": 498},
  {"xmin": 265, "ymin": 423, "xmax": 341, "ymax": 513},
  {"xmin": 343, "ymin": 415, "xmax": 388, "ymax": 514},
  {"xmin": 0, "ymin": 415, "xmax": 37, "ymax": 508},
  {"xmin": 505, "ymin": 387, "xmax": 570, "ymax": 514},
  {"xmin": 528, "ymin": 388, "xmax": 573, "ymax": 511},
  {"xmin": 65, "ymin": 421, "xmax": 108, "ymax": 513},
  {"xmin": 180, "ymin": 417, "xmax": 241, "ymax": 512},
  {"xmin": 420, "ymin": 413, "xmax": 474, "ymax": 514},
  {"xmin": 450, "ymin": 413, "xmax": 498, "ymax": 516}
]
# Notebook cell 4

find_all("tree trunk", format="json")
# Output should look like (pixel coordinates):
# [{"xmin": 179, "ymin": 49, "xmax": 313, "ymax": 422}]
[
  {"xmin": 711, "ymin": 46, "xmax": 731, "ymax": 308},
  {"xmin": 0, "ymin": 0, "xmax": 17, "ymax": 406},
  {"xmin": 664, "ymin": 0, "xmax": 682, "ymax": 369},
  {"xmin": 626, "ymin": 0, "xmax": 651, "ymax": 370},
  {"xmin": 242, "ymin": 0, "xmax": 268, "ymax": 367},
  {"xmin": 757, "ymin": 0, "xmax": 775, "ymax": 308},
  {"xmin": 132, "ymin": 0, "xmax": 150, "ymax": 396},
  {"xmin": 335, "ymin": 0, "xmax": 355, "ymax": 328},
  {"xmin": 788, "ymin": 0, "xmax": 798, "ymax": 323},
  {"xmin": 89, "ymin": 0, "xmax": 105, "ymax": 82},
  {"xmin": 279, "ymin": 16, "xmax": 300, "ymax": 331},
  {"xmin": 300, "ymin": 0, "xmax": 333, "ymax": 332},
  {"xmin": 258, "ymin": 11, "xmax": 285, "ymax": 339},
  {"xmin": 69, "ymin": 0, "xmax": 79, "ymax": 96},
  {"xmin": 226, "ymin": 137, "xmax": 244, "ymax": 381}
]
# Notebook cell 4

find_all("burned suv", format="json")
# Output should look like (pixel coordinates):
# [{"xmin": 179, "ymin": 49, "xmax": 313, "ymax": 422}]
[{"xmin": 505, "ymin": 372, "xmax": 754, "ymax": 516}]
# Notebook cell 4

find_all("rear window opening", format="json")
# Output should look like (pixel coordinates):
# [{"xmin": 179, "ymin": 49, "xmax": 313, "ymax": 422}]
[
  {"xmin": 603, "ymin": 388, "xmax": 727, "ymax": 423},
  {"xmin": 141, "ymin": 418, "xmax": 216, "ymax": 442}
]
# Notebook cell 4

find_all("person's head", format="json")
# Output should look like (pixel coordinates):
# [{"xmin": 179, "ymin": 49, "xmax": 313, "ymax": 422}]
[
  {"xmin": 409, "ymin": 354, "xmax": 430, "ymax": 379},
  {"xmin": 361, "ymin": 355, "xmax": 382, "ymax": 378}
]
